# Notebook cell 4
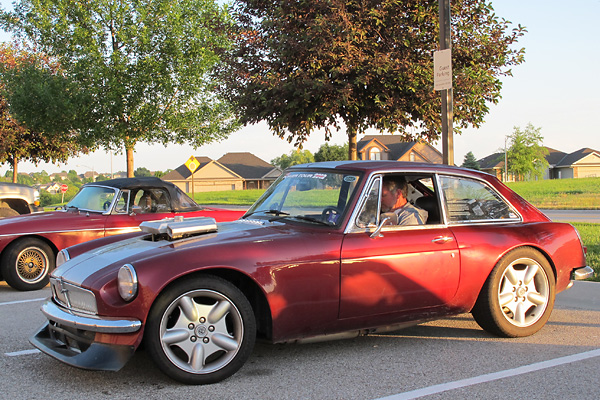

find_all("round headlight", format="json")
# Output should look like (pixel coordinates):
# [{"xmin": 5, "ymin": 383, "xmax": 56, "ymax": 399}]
[
  {"xmin": 118, "ymin": 264, "xmax": 138, "ymax": 302},
  {"xmin": 56, "ymin": 249, "xmax": 70, "ymax": 268}
]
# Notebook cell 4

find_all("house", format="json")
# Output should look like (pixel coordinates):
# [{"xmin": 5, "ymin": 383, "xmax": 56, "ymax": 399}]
[
  {"xmin": 163, "ymin": 154, "xmax": 280, "ymax": 193},
  {"xmin": 478, "ymin": 147, "xmax": 600, "ymax": 181},
  {"xmin": 217, "ymin": 152, "xmax": 281, "ymax": 190},
  {"xmin": 357, "ymin": 135, "xmax": 442, "ymax": 163},
  {"xmin": 551, "ymin": 148, "xmax": 600, "ymax": 179}
]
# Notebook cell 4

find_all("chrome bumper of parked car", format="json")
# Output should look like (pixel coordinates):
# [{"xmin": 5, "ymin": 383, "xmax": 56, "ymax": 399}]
[
  {"xmin": 572, "ymin": 266, "xmax": 594, "ymax": 280},
  {"xmin": 39, "ymin": 300, "xmax": 141, "ymax": 333}
]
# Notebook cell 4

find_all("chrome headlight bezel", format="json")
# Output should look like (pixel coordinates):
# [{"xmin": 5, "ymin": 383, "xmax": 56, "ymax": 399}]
[
  {"xmin": 56, "ymin": 249, "xmax": 71, "ymax": 268},
  {"xmin": 117, "ymin": 264, "xmax": 138, "ymax": 302}
]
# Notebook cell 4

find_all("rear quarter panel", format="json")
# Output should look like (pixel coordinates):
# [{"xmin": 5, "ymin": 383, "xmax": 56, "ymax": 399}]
[{"xmin": 449, "ymin": 221, "xmax": 586, "ymax": 310}]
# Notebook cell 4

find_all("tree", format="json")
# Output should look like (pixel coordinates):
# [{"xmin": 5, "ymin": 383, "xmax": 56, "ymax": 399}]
[
  {"xmin": 220, "ymin": 0, "xmax": 525, "ymax": 160},
  {"xmin": 271, "ymin": 150, "xmax": 314, "ymax": 170},
  {"xmin": 507, "ymin": 123, "xmax": 548, "ymax": 181},
  {"xmin": 1, "ymin": 0, "xmax": 239, "ymax": 177},
  {"xmin": 461, "ymin": 151, "xmax": 480, "ymax": 170},
  {"xmin": 0, "ymin": 43, "xmax": 83, "ymax": 182},
  {"xmin": 134, "ymin": 167, "xmax": 152, "ymax": 177},
  {"xmin": 314, "ymin": 143, "xmax": 349, "ymax": 162}
]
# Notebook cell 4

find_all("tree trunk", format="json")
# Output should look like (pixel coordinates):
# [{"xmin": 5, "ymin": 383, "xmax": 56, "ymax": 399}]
[
  {"xmin": 126, "ymin": 145, "xmax": 134, "ymax": 178},
  {"xmin": 12, "ymin": 158, "xmax": 18, "ymax": 183},
  {"xmin": 347, "ymin": 127, "xmax": 358, "ymax": 160}
]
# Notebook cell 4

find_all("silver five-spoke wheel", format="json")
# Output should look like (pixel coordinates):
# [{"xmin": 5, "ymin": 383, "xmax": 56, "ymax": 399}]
[
  {"xmin": 145, "ymin": 275, "xmax": 256, "ymax": 384},
  {"xmin": 473, "ymin": 247, "xmax": 555, "ymax": 337}
]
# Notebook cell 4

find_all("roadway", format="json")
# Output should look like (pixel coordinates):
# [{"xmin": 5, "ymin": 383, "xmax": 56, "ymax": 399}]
[{"xmin": 1, "ymin": 280, "xmax": 598, "ymax": 399}]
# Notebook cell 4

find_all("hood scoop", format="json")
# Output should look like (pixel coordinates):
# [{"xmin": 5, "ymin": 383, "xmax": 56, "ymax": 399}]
[{"xmin": 140, "ymin": 216, "xmax": 217, "ymax": 241}]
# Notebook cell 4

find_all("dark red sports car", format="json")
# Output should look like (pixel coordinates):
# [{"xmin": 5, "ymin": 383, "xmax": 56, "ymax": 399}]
[
  {"xmin": 30, "ymin": 162, "xmax": 593, "ymax": 384},
  {"xmin": 0, "ymin": 177, "xmax": 244, "ymax": 291}
]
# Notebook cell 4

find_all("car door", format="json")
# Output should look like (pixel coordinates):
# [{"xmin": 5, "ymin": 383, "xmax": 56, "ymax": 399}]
[
  {"xmin": 103, "ymin": 188, "xmax": 176, "ymax": 236},
  {"xmin": 339, "ymin": 174, "xmax": 460, "ymax": 319}
]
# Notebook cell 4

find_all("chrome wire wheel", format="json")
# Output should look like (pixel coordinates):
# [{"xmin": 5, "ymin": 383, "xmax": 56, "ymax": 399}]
[
  {"xmin": 16, "ymin": 246, "xmax": 49, "ymax": 284},
  {"xmin": 159, "ymin": 289, "xmax": 244, "ymax": 375},
  {"xmin": 497, "ymin": 257, "xmax": 550, "ymax": 328}
]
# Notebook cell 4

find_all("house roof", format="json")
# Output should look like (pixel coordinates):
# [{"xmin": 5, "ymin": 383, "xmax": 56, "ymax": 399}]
[
  {"xmin": 217, "ymin": 152, "xmax": 278, "ymax": 179},
  {"xmin": 555, "ymin": 148, "xmax": 600, "ymax": 167},
  {"xmin": 544, "ymin": 147, "xmax": 567, "ymax": 166},
  {"xmin": 162, "ymin": 156, "xmax": 213, "ymax": 180},
  {"xmin": 477, "ymin": 152, "xmax": 505, "ymax": 169},
  {"xmin": 358, "ymin": 135, "xmax": 434, "ymax": 160}
]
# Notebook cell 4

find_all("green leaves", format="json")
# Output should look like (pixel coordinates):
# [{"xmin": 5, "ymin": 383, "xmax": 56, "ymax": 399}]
[
  {"xmin": 1, "ymin": 0, "xmax": 238, "ymax": 174},
  {"xmin": 221, "ymin": 0, "xmax": 526, "ymax": 157}
]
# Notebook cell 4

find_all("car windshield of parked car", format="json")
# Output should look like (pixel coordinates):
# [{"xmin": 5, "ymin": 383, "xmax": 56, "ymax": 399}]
[
  {"xmin": 66, "ymin": 186, "xmax": 118, "ymax": 213},
  {"xmin": 245, "ymin": 170, "xmax": 361, "ymax": 226}
]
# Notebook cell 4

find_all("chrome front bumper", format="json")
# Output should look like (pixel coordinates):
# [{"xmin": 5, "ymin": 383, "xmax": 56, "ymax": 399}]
[{"xmin": 40, "ymin": 300, "xmax": 141, "ymax": 333}]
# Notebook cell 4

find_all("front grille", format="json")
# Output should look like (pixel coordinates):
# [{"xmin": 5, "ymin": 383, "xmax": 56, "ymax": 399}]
[{"xmin": 50, "ymin": 278, "xmax": 98, "ymax": 315}]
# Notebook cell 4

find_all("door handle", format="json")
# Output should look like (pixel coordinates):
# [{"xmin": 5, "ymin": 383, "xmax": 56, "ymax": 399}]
[{"xmin": 432, "ymin": 236, "xmax": 453, "ymax": 244}]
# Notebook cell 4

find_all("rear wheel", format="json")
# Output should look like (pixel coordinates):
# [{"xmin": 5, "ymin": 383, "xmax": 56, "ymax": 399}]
[
  {"xmin": 472, "ymin": 247, "xmax": 555, "ymax": 337},
  {"xmin": 1, "ymin": 238, "xmax": 55, "ymax": 291},
  {"xmin": 145, "ymin": 275, "xmax": 256, "ymax": 384}
]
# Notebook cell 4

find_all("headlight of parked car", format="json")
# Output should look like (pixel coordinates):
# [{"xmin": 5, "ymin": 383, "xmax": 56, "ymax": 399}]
[
  {"xmin": 118, "ymin": 264, "xmax": 138, "ymax": 302},
  {"xmin": 56, "ymin": 249, "xmax": 70, "ymax": 268}
]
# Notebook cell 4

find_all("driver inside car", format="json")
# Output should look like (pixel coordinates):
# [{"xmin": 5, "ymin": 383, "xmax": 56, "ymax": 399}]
[{"xmin": 381, "ymin": 176, "xmax": 428, "ymax": 225}]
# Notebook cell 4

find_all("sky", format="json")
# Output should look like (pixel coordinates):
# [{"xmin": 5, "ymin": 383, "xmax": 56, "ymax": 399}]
[{"xmin": 1, "ymin": 0, "xmax": 598, "ymax": 177}]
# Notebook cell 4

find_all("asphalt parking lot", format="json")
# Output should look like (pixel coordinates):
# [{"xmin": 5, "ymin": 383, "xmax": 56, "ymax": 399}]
[{"xmin": 1, "ymin": 280, "xmax": 598, "ymax": 399}]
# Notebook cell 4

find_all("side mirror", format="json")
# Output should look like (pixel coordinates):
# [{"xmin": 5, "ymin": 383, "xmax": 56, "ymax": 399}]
[{"xmin": 370, "ymin": 216, "xmax": 392, "ymax": 239}]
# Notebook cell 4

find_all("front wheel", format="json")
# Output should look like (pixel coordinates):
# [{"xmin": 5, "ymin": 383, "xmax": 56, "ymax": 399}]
[
  {"xmin": 1, "ymin": 238, "xmax": 55, "ymax": 291},
  {"xmin": 472, "ymin": 247, "xmax": 555, "ymax": 338},
  {"xmin": 144, "ymin": 275, "xmax": 256, "ymax": 384}
]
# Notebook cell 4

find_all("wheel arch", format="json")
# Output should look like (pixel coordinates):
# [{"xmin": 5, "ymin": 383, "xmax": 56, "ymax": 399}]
[
  {"xmin": 148, "ymin": 268, "xmax": 273, "ymax": 342},
  {"xmin": 0, "ymin": 234, "xmax": 59, "ymax": 262}
]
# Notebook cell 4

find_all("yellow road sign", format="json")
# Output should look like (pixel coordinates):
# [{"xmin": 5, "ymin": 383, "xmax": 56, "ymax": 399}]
[{"xmin": 185, "ymin": 156, "xmax": 199, "ymax": 174}]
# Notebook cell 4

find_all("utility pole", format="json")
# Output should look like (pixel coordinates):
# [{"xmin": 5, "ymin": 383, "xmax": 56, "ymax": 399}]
[{"xmin": 439, "ymin": 0, "xmax": 454, "ymax": 165}]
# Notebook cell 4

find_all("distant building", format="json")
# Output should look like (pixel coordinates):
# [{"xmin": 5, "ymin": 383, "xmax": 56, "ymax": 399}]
[
  {"xmin": 478, "ymin": 147, "xmax": 600, "ymax": 181},
  {"xmin": 357, "ymin": 135, "xmax": 442, "ymax": 163},
  {"xmin": 163, "ymin": 153, "xmax": 280, "ymax": 193}
]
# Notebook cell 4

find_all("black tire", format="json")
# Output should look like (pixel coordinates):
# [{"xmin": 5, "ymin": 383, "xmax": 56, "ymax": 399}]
[
  {"xmin": 144, "ymin": 275, "xmax": 256, "ymax": 384},
  {"xmin": 1, "ymin": 238, "xmax": 55, "ymax": 291},
  {"xmin": 0, "ymin": 207, "xmax": 20, "ymax": 218},
  {"xmin": 472, "ymin": 247, "xmax": 555, "ymax": 338}
]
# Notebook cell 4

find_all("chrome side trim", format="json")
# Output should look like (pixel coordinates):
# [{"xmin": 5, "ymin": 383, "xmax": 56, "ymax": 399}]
[
  {"xmin": 572, "ymin": 266, "xmax": 594, "ymax": 280},
  {"xmin": 41, "ymin": 301, "xmax": 141, "ymax": 334}
]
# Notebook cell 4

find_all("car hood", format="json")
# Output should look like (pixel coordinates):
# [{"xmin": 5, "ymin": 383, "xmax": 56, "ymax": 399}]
[
  {"xmin": 53, "ymin": 219, "xmax": 276, "ymax": 287},
  {"xmin": 0, "ymin": 209, "xmax": 104, "ymax": 236}
]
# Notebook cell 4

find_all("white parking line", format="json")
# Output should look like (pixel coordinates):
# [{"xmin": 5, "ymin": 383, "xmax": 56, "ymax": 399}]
[
  {"xmin": 376, "ymin": 348, "xmax": 600, "ymax": 400},
  {"xmin": 5, "ymin": 349, "xmax": 41, "ymax": 357},
  {"xmin": 0, "ymin": 297, "xmax": 46, "ymax": 306}
]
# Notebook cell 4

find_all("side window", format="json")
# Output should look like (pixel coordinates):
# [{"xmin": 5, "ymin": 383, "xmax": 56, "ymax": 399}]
[
  {"xmin": 114, "ymin": 190, "xmax": 129, "ymax": 214},
  {"xmin": 440, "ymin": 176, "xmax": 519, "ymax": 223},
  {"xmin": 356, "ymin": 178, "xmax": 381, "ymax": 228}
]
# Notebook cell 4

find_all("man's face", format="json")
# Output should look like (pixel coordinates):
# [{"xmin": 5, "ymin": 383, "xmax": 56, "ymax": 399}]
[{"xmin": 381, "ymin": 186, "xmax": 398, "ymax": 212}]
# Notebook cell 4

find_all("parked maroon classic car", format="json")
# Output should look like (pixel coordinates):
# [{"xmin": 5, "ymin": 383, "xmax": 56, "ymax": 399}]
[
  {"xmin": 31, "ymin": 162, "xmax": 593, "ymax": 384},
  {"xmin": 0, "ymin": 177, "xmax": 244, "ymax": 291}
]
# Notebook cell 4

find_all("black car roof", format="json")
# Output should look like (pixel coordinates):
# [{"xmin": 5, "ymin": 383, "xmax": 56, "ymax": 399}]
[{"xmin": 84, "ymin": 177, "xmax": 175, "ymax": 190}]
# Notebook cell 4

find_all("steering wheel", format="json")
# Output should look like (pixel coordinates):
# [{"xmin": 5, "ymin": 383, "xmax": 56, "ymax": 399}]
[
  {"xmin": 103, "ymin": 200, "xmax": 112, "ymax": 211},
  {"xmin": 321, "ymin": 206, "xmax": 341, "ymax": 224}
]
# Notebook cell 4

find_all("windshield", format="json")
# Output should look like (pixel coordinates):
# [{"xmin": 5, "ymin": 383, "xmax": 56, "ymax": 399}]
[
  {"xmin": 66, "ymin": 186, "xmax": 118, "ymax": 213},
  {"xmin": 246, "ymin": 170, "xmax": 361, "ymax": 226}
]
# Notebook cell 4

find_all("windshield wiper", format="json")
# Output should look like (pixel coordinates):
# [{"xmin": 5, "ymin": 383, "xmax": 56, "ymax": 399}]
[
  {"xmin": 269, "ymin": 215, "xmax": 331, "ymax": 226},
  {"xmin": 243, "ymin": 209, "xmax": 289, "ymax": 219}
]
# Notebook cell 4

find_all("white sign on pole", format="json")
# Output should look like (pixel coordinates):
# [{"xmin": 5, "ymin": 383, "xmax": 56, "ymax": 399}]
[{"xmin": 434, "ymin": 49, "xmax": 452, "ymax": 91}]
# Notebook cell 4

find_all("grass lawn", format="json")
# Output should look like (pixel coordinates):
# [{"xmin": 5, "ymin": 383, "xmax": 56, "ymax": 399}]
[
  {"xmin": 507, "ymin": 177, "xmax": 600, "ymax": 209},
  {"xmin": 571, "ymin": 223, "xmax": 600, "ymax": 282}
]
